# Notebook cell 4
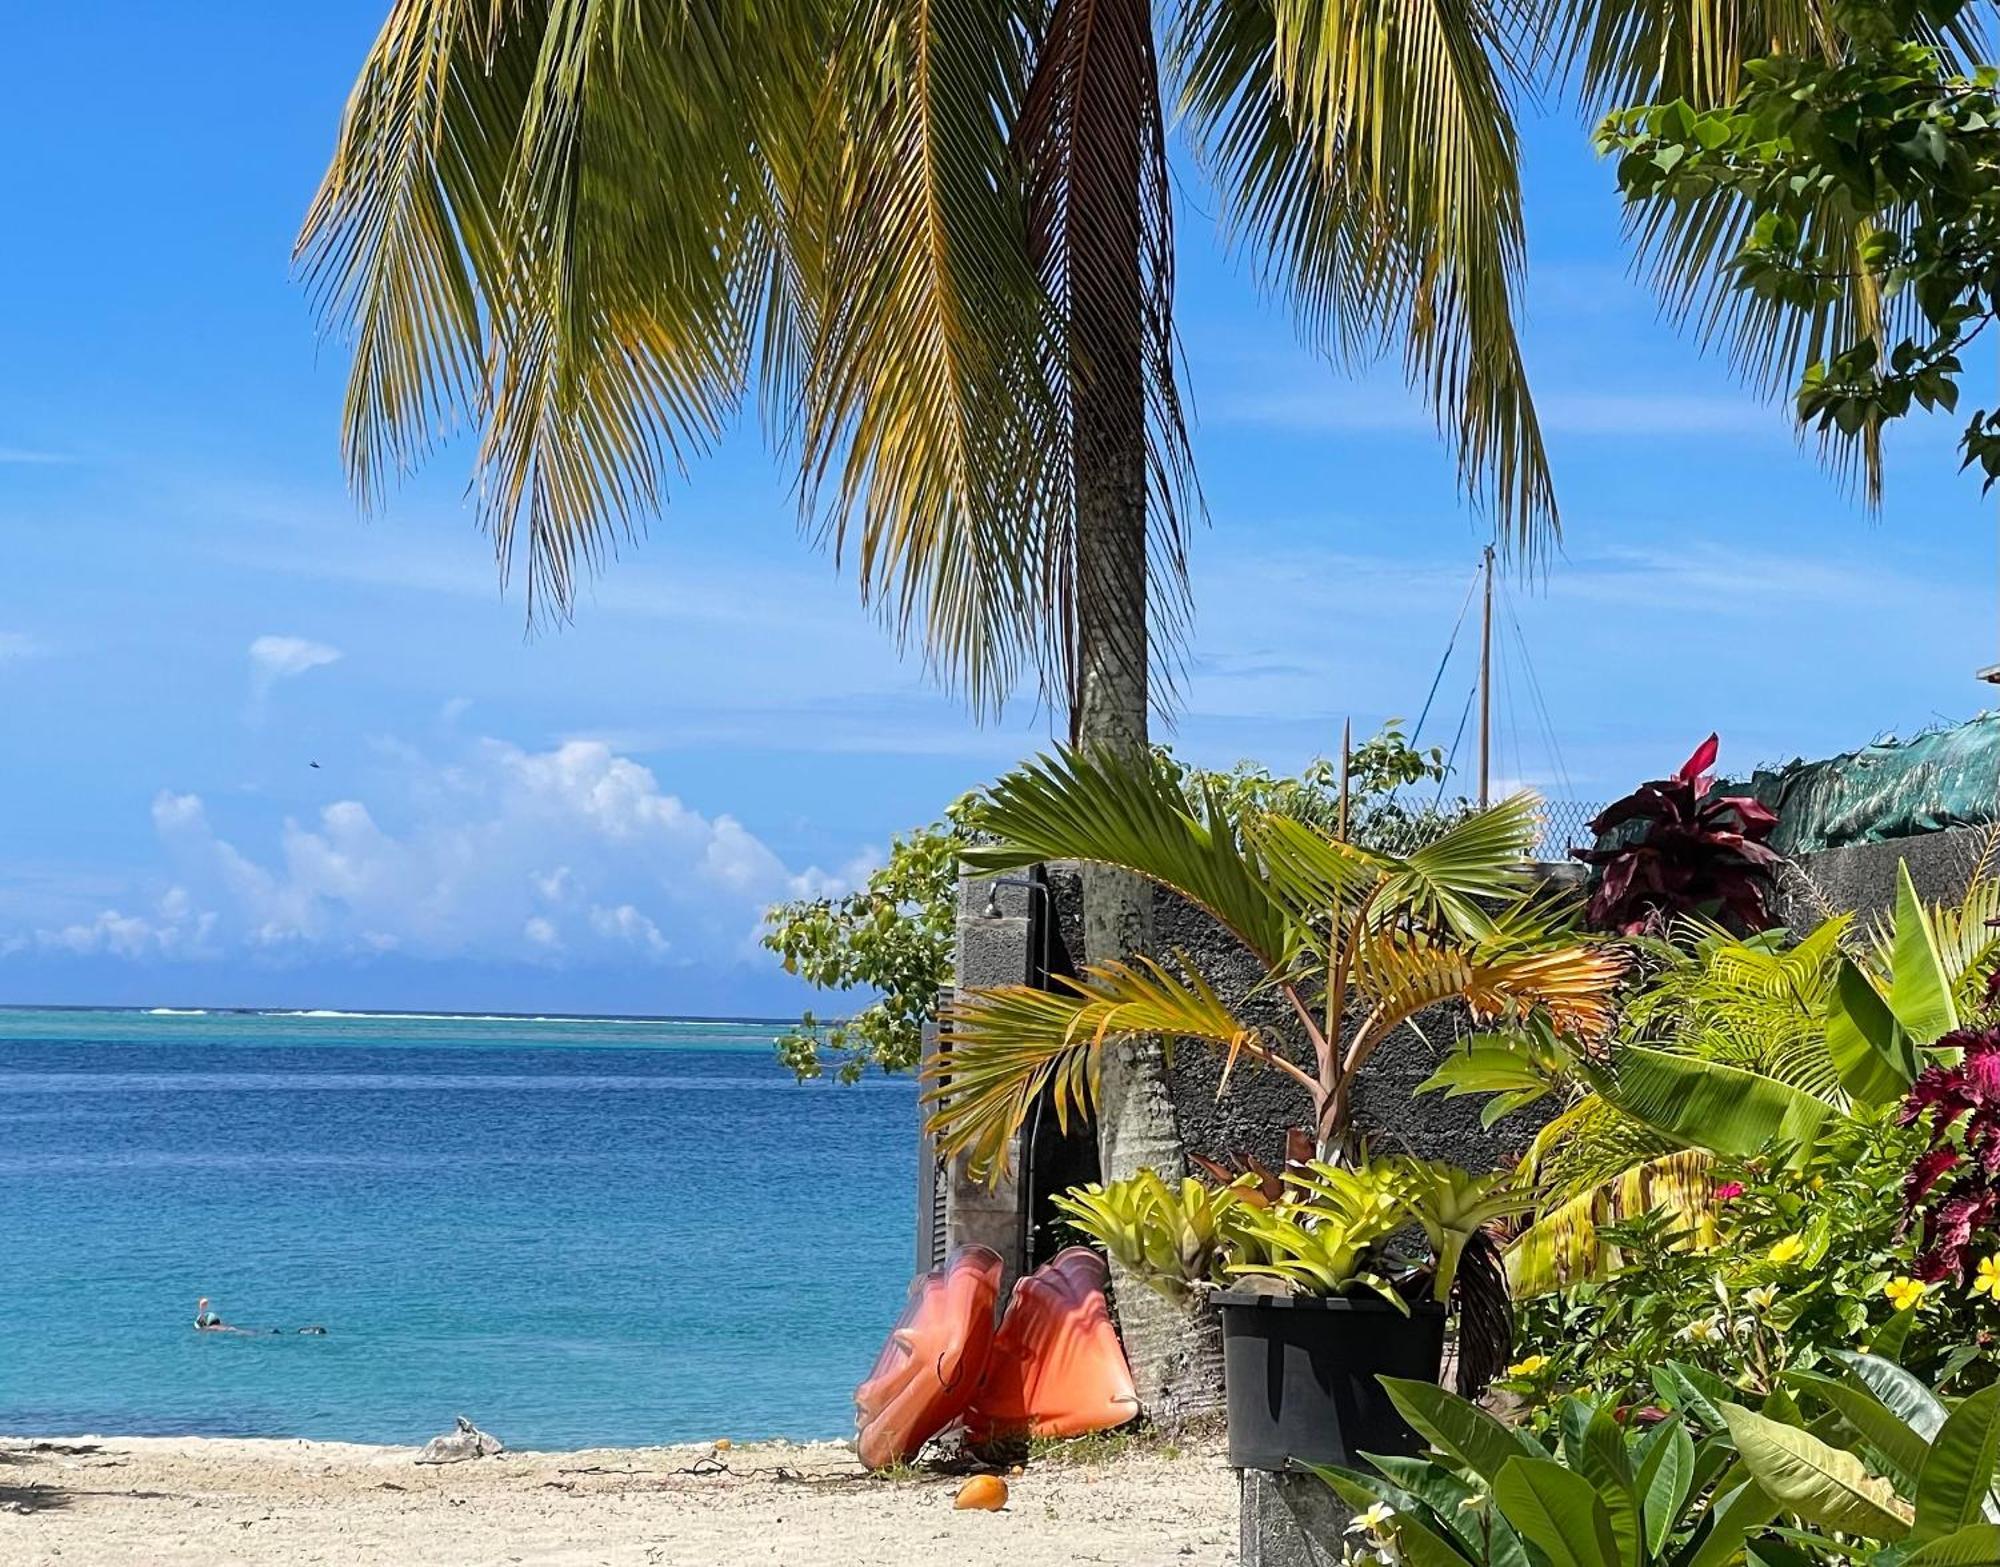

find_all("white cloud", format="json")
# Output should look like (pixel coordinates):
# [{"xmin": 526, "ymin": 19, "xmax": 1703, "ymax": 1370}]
[
  {"xmin": 30, "ymin": 887, "xmax": 218, "ymax": 960},
  {"xmin": 247, "ymin": 634, "xmax": 342, "ymax": 708},
  {"xmin": 86, "ymin": 736, "xmax": 871, "ymax": 969}
]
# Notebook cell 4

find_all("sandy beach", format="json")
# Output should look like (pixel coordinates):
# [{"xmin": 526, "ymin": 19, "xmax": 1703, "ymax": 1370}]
[{"xmin": 0, "ymin": 1433, "xmax": 1238, "ymax": 1566}]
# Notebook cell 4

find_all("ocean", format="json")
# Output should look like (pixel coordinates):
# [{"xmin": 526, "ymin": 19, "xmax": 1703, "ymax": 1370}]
[{"xmin": 0, "ymin": 1006, "xmax": 917, "ymax": 1450}]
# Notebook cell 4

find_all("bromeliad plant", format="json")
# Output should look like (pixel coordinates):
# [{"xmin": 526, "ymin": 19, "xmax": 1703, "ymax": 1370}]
[
  {"xmin": 1571, "ymin": 734, "xmax": 1780, "ymax": 935},
  {"xmin": 1058, "ymin": 1154, "xmax": 1530, "ymax": 1391},
  {"xmin": 1327, "ymin": 1349, "xmax": 2000, "ymax": 1567},
  {"xmin": 922, "ymin": 748, "xmax": 1623, "ymax": 1169}
]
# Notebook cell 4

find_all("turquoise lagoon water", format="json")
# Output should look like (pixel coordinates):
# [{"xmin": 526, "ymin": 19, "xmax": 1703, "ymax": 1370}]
[{"xmin": 0, "ymin": 1007, "xmax": 917, "ymax": 1449}]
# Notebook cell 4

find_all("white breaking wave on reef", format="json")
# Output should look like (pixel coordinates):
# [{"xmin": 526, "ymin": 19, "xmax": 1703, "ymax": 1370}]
[
  {"xmin": 261, "ymin": 1009, "xmax": 663, "ymax": 1024},
  {"xmin": 144, "ymin": 1008, "xmax": 208, "ymax": 1016}
]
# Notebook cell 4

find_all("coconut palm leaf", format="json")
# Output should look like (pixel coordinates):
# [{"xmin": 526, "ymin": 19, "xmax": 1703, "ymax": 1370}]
[
  {"xmin": 1171, "ymin": 0, "xmax": 1557, "ymax": 556},
  {"xmin": 961, "ymin": 747, "xmax": 1291, "ymax": 965},
  {"xmin": 925, "ymin": 954, "xmax": 1274, "ymax": 1176}
]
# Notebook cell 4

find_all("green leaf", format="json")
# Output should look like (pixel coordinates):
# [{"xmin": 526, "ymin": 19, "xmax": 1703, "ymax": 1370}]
[
  {"xmin": 1685, "ymin": 1479, "xmax": 1783, "ymax": 1567},
  {"xmin": 1904, "ymin": 1523, "xmax": 2000, "ymax": 1564},
  {"xmin": 1786, "ymin": 1368, "xmax": 1931, "ymax": 1491},
  {"xmin": 1368, "ymin": 1456, "xmax": 1532, "ymax": 1567},
  {"xmin": 1573, "ymin": 1407, "xmax": 1642, "ymax": 1567},
  {"xmin": 1309, "ymin": 1467, "xmax": 1477, "ymax": 1567},
  {"xmin": 1827, "ymin": 957, "xmax": 1919, "ymax": 1105},
  {"xmin": 1891, "ymin": 861, "xmax": 1959, "ymax": 1045},
  {"xmin": 1655, "ymin": 1361, "xmax": 1734, "ymax": 1433},
  {"xmin": 1915, "ymin": 1385, "xmax": 2000, "ymax": 1542},
  {"xmin": 1635, "ymin": 1416, "xmax": 1696, "ymax": 1556},
  {"xmin": 1833, "ymin": 1351, "xmax": 1951, "ymax": 1444},
  {"xmin": 1721, "ymin": 1402, "xmax": 1913, "ymax": 1540},
  {"xmin": 1493, "ymin": 1457, "xmax": 1622, "ymax": 1567},
  {"xmin": 1586, "ymin": 1047, "xmax": 1837, "ymax": 1159},
  {"xmin": 1380, "ymin": 1377, "xmax": 1543, "ymax": 1484}
]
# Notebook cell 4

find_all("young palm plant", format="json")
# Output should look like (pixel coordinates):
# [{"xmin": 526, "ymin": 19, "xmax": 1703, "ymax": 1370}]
[{"xmin": 922, "ymin": 748, "xmax": 1624, "ymax": 1171}]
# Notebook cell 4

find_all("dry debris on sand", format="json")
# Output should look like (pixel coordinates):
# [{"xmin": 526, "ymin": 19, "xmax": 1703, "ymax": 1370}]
[{"xmin": 0, "ymin": 1432, "xmax": 1238, "ymax": 1566}]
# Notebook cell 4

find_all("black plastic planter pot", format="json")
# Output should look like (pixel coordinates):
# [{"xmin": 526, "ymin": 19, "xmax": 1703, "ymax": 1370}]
[{"xmin": 1216, "ymin": 1290, "xmax": 1447, "ymax": 1472}]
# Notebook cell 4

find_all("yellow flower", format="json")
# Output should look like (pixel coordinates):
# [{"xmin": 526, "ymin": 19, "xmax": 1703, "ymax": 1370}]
[
  {"xmin": 1507, "ymin": 1355, "xmax": 1550, "ymax": 1378},
  {"xmin": 1886, "ymin": 1277, "xmax": 1928, "ymax": 1312},
  {"xmin": 1976, "ymin": 1257, "xmax": 2000, "ymax": 1300},
  {"xmin": 1347, "ymin": 1503, "xmax": 1395, "ymax": 1537},
  {"xmin": 1767, "ymin": 1235, "xmax": 1805, "ymax": 1266}
]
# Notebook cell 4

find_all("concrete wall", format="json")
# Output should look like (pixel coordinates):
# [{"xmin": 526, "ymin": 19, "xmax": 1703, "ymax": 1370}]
[{"xmin": 1774, "ymin": 824, "xmax": 1996, "ymax": 930}]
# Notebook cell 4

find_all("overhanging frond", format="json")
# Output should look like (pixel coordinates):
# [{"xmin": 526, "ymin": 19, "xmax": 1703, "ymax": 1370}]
[{"xmin": 1171, "ymin": 0, "xmax": 1557, "ymax": 556}]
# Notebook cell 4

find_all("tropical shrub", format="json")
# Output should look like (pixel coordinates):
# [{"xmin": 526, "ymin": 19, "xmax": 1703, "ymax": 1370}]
[
  {"xmin": 1050, "ymin": 1170, "xmax": 1259, "ymax": 1299},
  {"xmin": 1504, "ymin": 1113, "xmax": 1989, "ymax": 1423},
  {"xmin": 1325, "ymin": 1352, "xmax": 2000, "ymax": 1566},
  {"xmin": 1571, "ymin": 734, "xmax": 1780, "ymax": 935},
  {"xmin": 1449, "ymin": 858, "xmax": 2000, "ymax": 1293},
  {"xmin": 763, "ymin": 801, "xmax": 972, "ymax": 1082},
  {"xmin": 924, "ymin": 747, "xmax": 1622, "ymax": 1170},
  {"xmin": 1901, "ymin": 980, "xmax": 2000, "ymax": 1284}
]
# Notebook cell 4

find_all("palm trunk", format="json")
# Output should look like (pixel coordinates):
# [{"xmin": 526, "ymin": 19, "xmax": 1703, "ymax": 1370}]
[{"xmin": 1068, "ymin": 0, "xmax": 1220, "ymax": 1426}]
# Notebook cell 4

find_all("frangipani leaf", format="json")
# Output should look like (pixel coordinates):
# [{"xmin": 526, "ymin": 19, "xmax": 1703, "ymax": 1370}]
[
  {"xmin": 1914, "ymin": 1385, "xmax": 2000, "ymax": 1543},
  {"xmin": 1720, "ymin": 1402, "xmax": 1912, "ymax": 1540}
]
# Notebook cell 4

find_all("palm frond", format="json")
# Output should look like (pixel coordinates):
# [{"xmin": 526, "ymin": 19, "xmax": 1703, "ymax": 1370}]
[
  {"xmin": 962, "ymin": 748, "xmax": 1291, "ymax": 966},
  {"xmin": 1172, "ymin": 0, "xmax": 1556, "ymax": 556},
  {"xmin": 925, "ymin": 954, "xmax": 1270, "ymax": 1177},
  {"xmin": 1387, "ymin": 793, "xmax": 1543, "ymax": 936},
  {"xmin": 1347, "ymin": 929, "xmax": 1624, "ymax": 1062},
  {"xmin": 790, "ymin": 0, "xmax": 1071, "ymax": 712}
]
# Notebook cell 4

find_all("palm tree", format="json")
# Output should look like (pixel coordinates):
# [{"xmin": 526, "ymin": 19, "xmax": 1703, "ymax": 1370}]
[
  {"xmin": 298, "ymin": 0, "xmax": 1863, "ymax": 1402},
  {"xmin": 919, "ymin": 749, "xmax": 1623, "ymax": 1412}
]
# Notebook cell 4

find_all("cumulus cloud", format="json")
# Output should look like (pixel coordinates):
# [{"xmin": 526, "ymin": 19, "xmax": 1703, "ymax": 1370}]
[
  {"xmin": 247, "ymin": 634, "xmax": 342, "ymax": 708},
  {"xmin": 25, "ymin": 887, "xmax": 218, "ymax": 960},
  {"xmin": 68, "ymin": 736, "xmax": 873, "ymax": 971}
]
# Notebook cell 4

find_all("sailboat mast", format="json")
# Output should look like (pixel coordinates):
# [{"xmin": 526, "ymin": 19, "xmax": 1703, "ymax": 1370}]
[{"xmin": 1477, "ymin": 545, "xmax": 1494, "ymax": 808}]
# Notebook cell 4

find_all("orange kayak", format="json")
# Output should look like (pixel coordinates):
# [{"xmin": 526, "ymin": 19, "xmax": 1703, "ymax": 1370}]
[
  {"xmin": 964, "ymin": 1247, "xmax": 1139, "ymax": 1444},
  {"xmin": 854, "ymin": 1245, "xmax": 1002, "ymax": 1470}
]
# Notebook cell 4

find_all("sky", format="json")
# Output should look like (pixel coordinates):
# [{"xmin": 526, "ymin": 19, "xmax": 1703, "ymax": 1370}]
[{"xmin": 0, "ymin": 5, "xmax": 1994, "ymax": 1016}]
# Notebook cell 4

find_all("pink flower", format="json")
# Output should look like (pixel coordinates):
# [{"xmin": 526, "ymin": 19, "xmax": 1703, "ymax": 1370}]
[{"xmin": 1713, "ymin": 1181, "xmax": 1744, "ymax": 1202}]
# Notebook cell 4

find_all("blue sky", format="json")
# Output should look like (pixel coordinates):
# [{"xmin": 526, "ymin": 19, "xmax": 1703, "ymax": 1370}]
[{"xmin": 0, "ymin": 4, "xmax": 1990, "ymax": 1015}]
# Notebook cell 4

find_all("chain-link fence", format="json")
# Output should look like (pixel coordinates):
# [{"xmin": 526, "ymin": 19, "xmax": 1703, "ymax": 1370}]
[
  {"xmin": 1537, "ymin": 799, "xmax": 1605, "ymax": 862},
  {"xmin": 1357, "ymin": 799, "xmax": 1603, "ymax": 862}
]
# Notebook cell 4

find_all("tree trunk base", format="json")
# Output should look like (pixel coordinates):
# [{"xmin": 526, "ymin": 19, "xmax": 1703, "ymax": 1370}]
[{"xmin": 1110, "ymin": 1267, "xmax": 1224, "ymax": 1428}]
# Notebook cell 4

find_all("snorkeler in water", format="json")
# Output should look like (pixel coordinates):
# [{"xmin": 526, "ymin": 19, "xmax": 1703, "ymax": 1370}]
[{"xmin": 195, "ymin": 1297, "xmax": 328, "ymax": 1335}]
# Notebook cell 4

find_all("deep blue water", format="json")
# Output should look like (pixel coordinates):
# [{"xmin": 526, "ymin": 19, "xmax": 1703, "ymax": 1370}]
[{"xmin": 0, "ymin": 1007, "xmax": 917, "ymax": 1449}]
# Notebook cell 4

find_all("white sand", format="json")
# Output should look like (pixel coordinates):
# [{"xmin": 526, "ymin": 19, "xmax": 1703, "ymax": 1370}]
[{"xmin": 0, "ymin": 1434, "xmax": 1239, "ymax": 1566}]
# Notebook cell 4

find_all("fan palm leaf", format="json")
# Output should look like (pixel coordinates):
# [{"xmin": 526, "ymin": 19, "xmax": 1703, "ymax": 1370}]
[
  {"xmin": 961, "ymin": 746, "xmax": 1292, "ymax": 966},
  {"xmin": 926, "ymin": 953, "xmax": 1282, "ymax": 1176}
]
